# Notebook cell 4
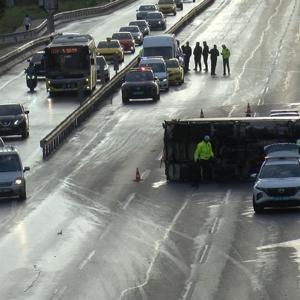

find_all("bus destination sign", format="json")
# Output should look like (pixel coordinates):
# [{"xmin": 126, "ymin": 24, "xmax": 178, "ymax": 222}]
[{"xmin": 50, "ymin": 47, "xmax": 79, "ymax": 54}]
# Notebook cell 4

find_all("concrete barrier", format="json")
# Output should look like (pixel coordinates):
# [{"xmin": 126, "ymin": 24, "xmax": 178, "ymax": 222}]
[{"xmin": 40, "ymin": 0, "xmax": 215, "ymax": 159}]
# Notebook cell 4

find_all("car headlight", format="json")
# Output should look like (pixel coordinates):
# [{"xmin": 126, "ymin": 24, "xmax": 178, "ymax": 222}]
[
  {"xmin": 255, "ymin": 186, "xmax": 265, "ymax": 192},
  {"xmin": 15, "ymin": 178, "xmax": 23, "ymax": 185},
  {"xmin": 158, "ymin": 21, "xmax": 161, "ymax": 24},
  {"xmin": 14, "ymin": 119, "xmax": 20, "ymax": 126},
  {"xmin": 162, "ymin": 78, "xmax": 167, "ymax": 82},
  {"xmin": 85, "ymin": 78, "xmax": 89, "ymax": 83}
]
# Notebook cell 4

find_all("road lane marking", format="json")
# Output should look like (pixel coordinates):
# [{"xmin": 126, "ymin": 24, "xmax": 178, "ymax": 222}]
[
  {"xmin": 210, "ymin": 217, "xmax": 220, "ymax": 234},
  {"xmin": 223, "ymin": 189, "xmax": 231, "ymax": 204},
  {"xmin": 78, "ymin": 250, "xmax": 96, "ymax": 270},
  {"xmin": 198, "ymin": 244, "xmax": 210, "ymax": 264},
  {"xmin": 51, "ymin": 285, "xmax": 67, "ymax": 300},
  {"xmin": 119, "ymin": 198, "xmax": 189, "ymax": 299},
  {"xmin": 0, "ymin": 71, "xmax": 24, "ymax": 91},
  {"xmin": 123, "ymin": 193, "xmax": 136, "ymax": 210}
]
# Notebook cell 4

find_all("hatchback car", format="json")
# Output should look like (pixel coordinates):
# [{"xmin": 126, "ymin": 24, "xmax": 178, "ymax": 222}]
[
  {"xmin": 121, "ymin": 67, "xmax": 160, "ymax": 104},
  {"xmin": 0, "ymin": 104, "xmax": 29, "ymax": 139},
  {"xmin": 129, "ymin": 20, "xmax": 150, "ymax": 36},
  {"xmin": 111, "ymin": 32, "xmax": 135, "ymax": 53},
  {"xmin": 96, "ymin": 56, "xmax": 110, "ymax": 82},
  {"xmin": 96, "ymin": 39, "xmax": 124, "ymax": 63},
  {"xmin": 158, "ymin": 0, "xmax": 177, "ymax": 15},
  {"xmin": 136, "ymin": 4, "xmax": 158, "ymax": 20},
  {"xmin": 145, "ymin": 12, "xmax": 166, "ymax": 30},
  {"xmin": 166, "ymin": 58, "xmax": 184, "ymax": 85},
  {"xmin": 0, "ymin": 146, "xmax": 30, "ymax": 200},
  {"xmin": 29, "ymin": 50, "xmax": 45, "ymax": 77},
  {"xmin": 252, "ymin": 143, "xmax": 300, "ymax": 213},
  {"xmin": 119, "ymin": 26, "xmax": 144, "ymax": 46}
]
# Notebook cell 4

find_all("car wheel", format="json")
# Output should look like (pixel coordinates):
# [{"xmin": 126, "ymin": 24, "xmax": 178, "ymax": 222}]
[
  {"xmin": 162, "ymin": 25, "xmax": 166, "ymax": 30},
  {"xmin": 19, "ymin": 190, "xmax": 27, "ymax": 201},
  {"xmin": 122, "ymin": 97, "xmax": 129, "ymax": 104},
  {"xmin": 180, "ymin": 5, "xmax": 183, "ymax": 10},
  {"xmin": 174, "ymin": 11, "xmax": 176, "ymax": 16},
  {"xmin": 253, "ymin": 197, "xmax": 264, "ymax": 213},
  {"xmin": 132, "ymin": 48, "xmax": 135, "ymax": 54},
  {"xmin": 22, "ymin": 130, "xmax": 29, "ymax": 139}
]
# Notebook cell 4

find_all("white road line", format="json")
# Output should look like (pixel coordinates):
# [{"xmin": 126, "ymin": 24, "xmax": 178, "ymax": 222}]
[
  {"xmin": 141, "ymin": 169, "xmax": 151, "ymax": 180},
  {"xmin": 223, "ymin": 189, "xmax": 231, "ymax": 204},
  {"xmin": 181, "ymin": 280, "xmax": 193, "ymax": 300},
  {"xmin": 123, "ymin": 193, "xmax": 136, "ymax": 210},
  {"xmin": 0, "ymin": 71, "xmax": 24, "ymax": 91},
  {"xmin": 156, "ymin": 151, "xmax": 163, "ymax": 161},
  {"xmin": 199, "ymin": 244, "xmax": 209, "ymax": 264},
  {"xmin": 51, "ymin": 286, "xmax": 68, "ymax": 300},
  {"xmin": 119, "ymin": 198, "xmax": 189, "ymax": 299},
  {"xmin": 78, "ymin": 250, "xmax": 96, "ymax": 270},
  {"xmin": 210, "ymin": 217, "xmax": 219, "ymax": 234}
]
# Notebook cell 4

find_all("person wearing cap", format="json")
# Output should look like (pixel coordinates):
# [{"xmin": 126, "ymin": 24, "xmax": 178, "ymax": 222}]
[
  {"xmin": 221, "ymin": 44, "xmax": 231, "ymax": 76},
  {"xmin": 194, "ymin": 135, "xmax": 214, "ymax": 182}
]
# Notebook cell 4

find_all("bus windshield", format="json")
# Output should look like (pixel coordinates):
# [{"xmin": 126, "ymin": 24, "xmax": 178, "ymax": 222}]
[
  {"xmin": 46, "ymin": 46, "xmax": 90, "ymax": 74},
  {"xmin": 143, "ymin": 46, "xmax": 173, "ymax": 59}
]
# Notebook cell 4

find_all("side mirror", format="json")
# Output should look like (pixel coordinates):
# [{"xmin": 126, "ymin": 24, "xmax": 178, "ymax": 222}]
[
  {"xmin": 27, "ymin": 59, "xmax": 31, "ymax": 63},
  {"xmin": 24, "ymin": 166, "xmax": 30, "ymax": 172},
  {"xmin": 24, "ymin": 110, "xmax": 29, "ymax": 114},
  {"xmin": 250, "ymin": 173, "xmax": 257, "ymax": 180}
]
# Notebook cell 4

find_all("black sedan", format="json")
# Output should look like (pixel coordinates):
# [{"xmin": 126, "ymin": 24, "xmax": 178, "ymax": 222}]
[
  {"xmin": 145, "ymin": 12, "xmax": 166, "ymax": 30},
  {"xmin": 129, "ymin": 20, "xmax": 150, "ymax": 36},
  {"xmin": 96, "ymin": 56, "xmax": 110, "ymax": 83},
  {"xmin": 0, "ymin": 104, "xmax": 29, "ymax": 139},
  {"xmin": 121, "ymin": 68, "xmax": 160, "ymax": 104},
  {"xmin": 29, "ymin": 50, "xmax": 45, "ymax": 77},
  {"xmin": 136, "ymin": 4, "xmax": 158, "ymax": 20}
]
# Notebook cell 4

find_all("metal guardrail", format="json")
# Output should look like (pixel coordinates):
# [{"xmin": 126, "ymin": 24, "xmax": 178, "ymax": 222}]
[
  {"xmin": 40, "ymin": 0, "xmax": 215, "ymax": 159},
  {"xmin": 0, "ymin": 0, "xmax": 136, "ymax": 45}
]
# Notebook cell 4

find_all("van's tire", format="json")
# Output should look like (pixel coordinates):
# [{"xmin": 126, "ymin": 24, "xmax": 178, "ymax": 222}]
[
  {"xmin": 122, "ymin": 97, "xmax": 129, "ymax": 104},
  {"xmin": 174, "ymin": 11, "xmax": 176, "ymax": 16},
  {"xmin": 22, "ymin": 130, "xmax": 29, "ymax": 139}
]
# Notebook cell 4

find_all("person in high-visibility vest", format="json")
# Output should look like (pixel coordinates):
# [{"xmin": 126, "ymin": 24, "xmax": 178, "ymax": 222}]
[
  {"xmin": 221, "ymin": 44, "xmax": 231, "ymax": 76},
  {"xmin": 194, "ymin": 135, "xmax": 214, "ymax": 181}
]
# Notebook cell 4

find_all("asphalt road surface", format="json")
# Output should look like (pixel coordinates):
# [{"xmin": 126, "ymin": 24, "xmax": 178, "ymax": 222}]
[{"xmin": 0, "ymin": 0, "xmax": 300, "ymax": 299}]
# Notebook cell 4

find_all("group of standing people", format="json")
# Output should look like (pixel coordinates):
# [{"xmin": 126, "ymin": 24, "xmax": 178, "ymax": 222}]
[{"xmin": 181, "ymin": 42, "xmax": 231, "ymax": 76}]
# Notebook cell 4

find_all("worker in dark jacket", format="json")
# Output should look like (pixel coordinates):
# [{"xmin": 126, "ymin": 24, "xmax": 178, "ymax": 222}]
[
  {"xmin": 183, "ymin": 42, "xmax": 192, "ymax": 71},
  {"xmin": 193, "ymin": 42, "xmax": 202, "ymax": 71},
  {"xmin": 202, "ymin": 41, "xmax": 209, "ymax": 72},
  {"xmin": 209, "ymin": 44, "xmax": 219, "ymax": 76}
]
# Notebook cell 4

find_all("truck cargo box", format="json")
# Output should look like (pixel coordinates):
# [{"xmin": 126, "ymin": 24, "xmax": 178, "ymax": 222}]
[{"xmin": 163, "ymin": 117, "xmax": 300, "ymax": 181}]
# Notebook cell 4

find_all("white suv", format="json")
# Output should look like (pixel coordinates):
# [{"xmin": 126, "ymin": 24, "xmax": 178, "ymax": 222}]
[
  {"xmin": 252, "ymin": 143, "xmax": 300, "ymax": 213},
  {"xmin": 0, "ymin": 146, "xmax": 30, "ymax": 201},
  {"xmin": 139, "ymin": 56, "xmax": 169, "ymax": 91}
]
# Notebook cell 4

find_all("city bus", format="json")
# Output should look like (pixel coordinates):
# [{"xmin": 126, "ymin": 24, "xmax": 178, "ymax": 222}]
[{"xmin": 44, "ymin": 33, "xmax": 97, "ymax": 95}]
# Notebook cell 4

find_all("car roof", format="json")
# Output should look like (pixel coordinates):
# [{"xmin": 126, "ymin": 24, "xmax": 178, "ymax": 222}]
[
  {"xmin": 140, "ymin": 56, "xmax": 165, "ymax": 63},
  {"xmin": 0, "ymin": 145, "xmax": 18, "ymax": 155},
  {"xmin": 264, "ymin": 158, "xmax": 300, "ymax": 166},
  {"xmin": 0, "ymin": 104, "xmax": 22, "ymax": 108}
]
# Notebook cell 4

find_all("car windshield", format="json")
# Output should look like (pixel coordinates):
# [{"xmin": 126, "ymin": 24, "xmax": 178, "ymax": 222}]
[
  {"xmin": 139, "ymin": 5, "xmax": 156, "ymax": 11},
  {"xmin": 147, "ymin": 13, "xmax": 162, "ymax": 19},
  {"xmin": 159, "ymin": 0, "xmax": 174, "ymax": 4},
  {"xmin": 140, "ymin": 63, "xmax": 166, "ymax": 73},
  {"xmin": 112, "ymin": 33, "xmax": 132, "ymax": 40},
  {"xmin": 166, "ymin": 60, "xmax": 179, "ymax": 68},
  {"xmin": 126, "ymin": 71, "xmax": 153, "ymax": 81},
  {"xmin": 129, "ymin": 21, "xmax": 146, "ymax": 28},
  {"xmin": 120, "ymin": 27, "xmax": 139, "ymax": 33},
  {"xmin": 31, "ymin": 53, "xmax": 44, "ymax": 62},
  {"xmin": 143, "ymin": 47, "xmax": 173, "ymax": 59},
  {"xmin": 97, "ymin": 41, "xmax": 119, "ymax": 48},
  {"xmin": 0, "ymin": 105, "xmax": 22, "ymax": 116},
  {"xmin": 0, "ymin": 154, "xmax": 21, "ymax": 172},
  {"xmin": 260, "ymin": 163, "xmax": 300, "ymax": 178}
]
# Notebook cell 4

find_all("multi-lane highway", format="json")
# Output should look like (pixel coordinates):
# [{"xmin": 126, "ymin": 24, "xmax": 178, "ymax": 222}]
[{"xmin": 0, "ymin": 0, "xmax": 300, "ymax": 299}]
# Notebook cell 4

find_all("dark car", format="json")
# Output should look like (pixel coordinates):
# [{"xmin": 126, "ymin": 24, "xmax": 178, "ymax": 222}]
[
  {"xmin": 96, "ymin": 56, "xmax": 110, "ymax": 82},
  {"xmin": 129, "ymin": 20, "xmax": 150, "ymax": 36},
  {"xmin": 175, "ymin": 0, "xmax": 183, "ymax": 10},
  {"xmin": 136, "ymin": 4, "xmax": 158, "ymax": 20},
  {"xmin": 111, "ymin": 32, "xmax": 135, "ymax": 53},
  {"xmin": 119, "ymin": 26, "xmax": 144, "ymax": 46},
  {"xmin": 121, "ymin": 68, "xmax": 160, "ymax": 104},
  {"xmin": 30, "ymin": 50, "xmax": 45, "ymax": 77},
  {"xmin": 0, "ymin": 104, "xmax": 29, "ymax": 139},
  {"xmin": 145, "ymin": 12, "xmax": 166, "ymax": 30}
]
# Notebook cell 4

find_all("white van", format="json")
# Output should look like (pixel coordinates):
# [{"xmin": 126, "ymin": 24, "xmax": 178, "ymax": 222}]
[
  {"xmin": 139, "ymin": 57, "xmax": 169, "ymax": 91},
  {"xmin": 142, "ymin": 34, "xmax": 184, "ymax": 66}
]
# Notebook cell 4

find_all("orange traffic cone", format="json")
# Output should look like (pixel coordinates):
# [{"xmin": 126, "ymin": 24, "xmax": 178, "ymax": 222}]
[
  {"xmin": 134, "ymin": 168, "xmax": 141, "ymax": 182},
  {"xmin": 200, "ymin": 109, "xmax": 204, "ymax": 118},
  {"xmin": 245, "ymin": 103, "xmax": 252, "ymax": 117}
]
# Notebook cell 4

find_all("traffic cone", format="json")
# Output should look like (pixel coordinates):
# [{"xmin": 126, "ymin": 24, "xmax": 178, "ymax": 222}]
[
  {"xmin": 134, "ymin": 168, "xmax": 141, "ymax": 182},
  {"xmin": 200, "ymin": 109, "xmax": 204, "ymax": 118},
  {"xmin": 245, "ymin": 103, "xmax": 252, "ymax": 117}
]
